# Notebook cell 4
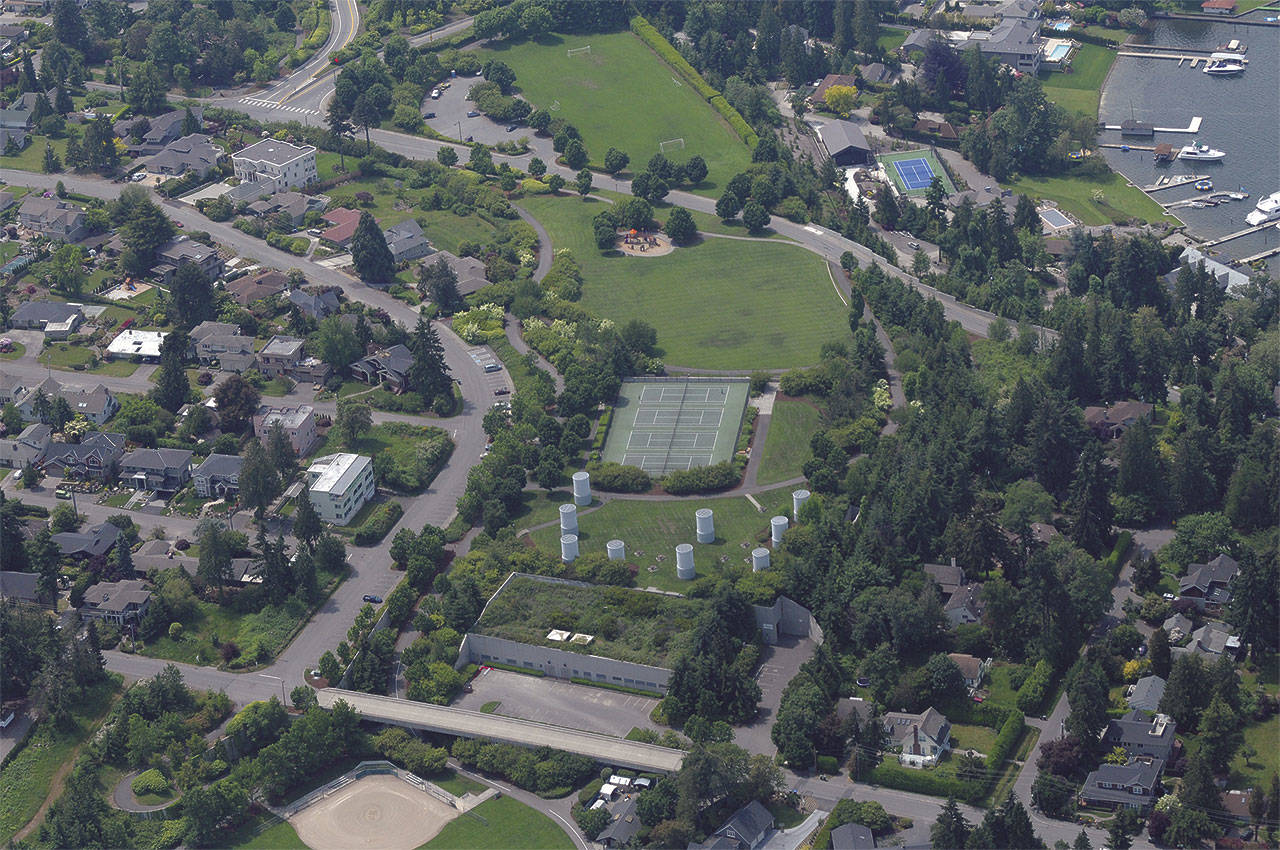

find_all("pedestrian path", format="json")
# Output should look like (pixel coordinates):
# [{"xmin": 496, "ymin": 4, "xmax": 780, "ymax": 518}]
[{"xmin": 239, "ymin": 97, "xmax": 320, "ymax": 115}]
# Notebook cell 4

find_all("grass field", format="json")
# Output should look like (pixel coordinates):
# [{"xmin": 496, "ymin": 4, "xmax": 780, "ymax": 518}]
[
  {"xmin": 757, "ymin": 398, "xmax": 822, "ymax": 485},
  {"xmin": 418, "ymin": 794, "xmax": 572, "ymax": 850},
  {"xmin": 950, "ymin": 723, "xmax": 1000, "ymax": 756},
  {"xmin": 1002, "ymin": 171, "xmax": 1179, "ymax": 226},
  {"xmin": 225, "ymin": 814, "xmax": 309, "ymax": 850},
  {"xmin": 39, "ymin": 343, "xmax": 141, "ymax": 376},
  {"xmin": 477, "ymin": 31, "xmax": 752, "ymax": 194},
  {"xmin": 0, "ymin": 677, "xmax": 120, "ymax": 844},
  {"xmin": 1229, "ymin": 717, "xmax": 1280, "ymax": 790},
  {"xmin": 431, "ymin": 770, "xmax": 486, "ymax": 797},
  {"xmin": 520, "ymin": 196, "xmax": 849, "ymax": 370},
  {"xmin": 1039, "ymin": 43, "xmax": 1116, "ymax": 119},
  {"xmin": 511, "ymin": 487, "xmax": 594, "ymax": 532},
  {"xmin": 983, "ymin": 663, "xmax": 1024, "ymax": 710},
  {"xmin": 529, "ymin": 488, "xmax": 795, "ymax": 592},
  {"xmin": 876, "ymin": 26, "xmax": 909, "ymax": 53}
]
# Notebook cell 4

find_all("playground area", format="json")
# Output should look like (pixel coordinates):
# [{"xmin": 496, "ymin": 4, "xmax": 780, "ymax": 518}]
[
  {"xmin": 616, "ymin": 229, "xmax": 674, "ymax": 257},
  {"xmin": 101, "ymin": 281, "xmax": 154, "ymax": 301}
]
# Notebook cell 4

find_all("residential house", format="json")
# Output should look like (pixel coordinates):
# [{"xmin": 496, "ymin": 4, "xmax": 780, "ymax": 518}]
[
  {"xmin": 79, "ymin": 579, "xmax": 152, "ymax": 625},
  {"xmin": 859, "ymin": 62, "xmax": 892, "ymax": 84},
  {"xmin": 0, "ymin": 189, "xmax": 15, "ymax": 212},
  {"xmin": 0, "ymin": 422, "xmax": 50, "ymax": 469},
  {"xmin": 923, "ymin": 560, "xmax": 964, "ymax": 596},
  {"xmin": 1162, "ymin": 612, "xmax": 1193, "ymax": 642},
  {"xmin": 923, "ymin": 560, "xmax": 985, "ymax": 626},
  {"xmin": 0, "ymin": 372, "xmax": 24, "ymax": 406},
  {"xmin": 0, "ymin": 570, "xmax": 42, "ymax": 605},
  {"xmin": 0, "ymin": 126, "xmax": 27, "ymax": 152},
  {"xmin": 1101, "ymin": 711, "xmax": 1176, "ymax": 762},
  {"xmin": 194, "ymin": 332, "xmax": 256, "ymax": 372},
  {"xmin": 883, "ymin": 707, "xmax": 951, "ymax": 768},
  {"xmin": 1083, "ymin": 400, "xmax": 1154, "ymax": 440},
  {"xmin": 306, "ymin": 453, "xmax": 376, "ymax": 525},
  {"xmin": 1080, "ymin": 758, "xmax": 1164, "ymax": 814},
  {"xmin": 257, "ymin": 335, "xmax": 330, "ymax": 382},
  {"xmin": 106, "ymin": 329, "xmax": 167, "ymax": 361},
  {"xmin": 1165, "ymin": 247, "xmax": 1251, "ymax": 297},
  {"xmin": 913, "ymin": 118, "xmax": 959, "ymax": 140},
  {"xmin": 947, "ymin": 653, "xmax": 990, "ymax": 691},
  {"xmin": 8, "ymin": 300, "xmax": 83, "ymax": 338},
  {"xmin": 319, "ymin": 207, "xmax": 362, "ymax": 247},
  {"xmin": 41, "ymin": 431, "xmax": 126, "ymax": 479},
  {"xmin": 430, "ymin": 250, "xmax": 490, "ymax": 295},
  {"xmin": 816, "ymin": 120, "xmax": 874, "ymax": 166},
  {"xmin": 253, "ymin": 404, "xmax": 318, "ymax": 456},
  {"xmin": 834, "ymin": 696, "xmax": 873, "ymax": 726},
  {"xmin": 192, "ymin": 453, "xmax": 244, "ymax": 498},
  {"xmin": 1179, "ymin": 620, "xmax": 1241, "ymax": 659},
  {"xmin": 0, "ymin": 99, "xmax": 33, "ymax": 131},
  {"xmin": 1126, "ymin": 675, "xmax": 1166, "ymax": 714},
  {"xmin": 350, "ymin": 344, "xmax": 413, "ymax": 393},
  {"xmin": 17, "ymin": 195, "xmax": 88, "ymax": 242},
  {"xmin": 16, "ymin": 377, "xmax": 119, "ymax": 425},
  {"xmin": 190, "ymin": 321, "xmax": 240, "ymax": 342},
  {"xmin": 117, "ymin": 108, "xmax": 202, "ymax": 155},
  {"xmin": 0, "ymin": 24, "xmax": 28, "ymax": 44},
  {"xmin": 830, "ymin": 823, "xmax": 876, "ymax": 850},
  {"xmin": 1178, "ymin": 553, "xmax": 1238, "ymax": 611},
  {"xmin": 1202, "ymin": 0, "xmax": 1236, "ymax": 13},
  {"xmin": 52, "ymin": 521, "xmax": 121, "ymax": 559},
  {"xmin": 121, "ymin": 447, "xmax": 193, "ymax": 492},
  {"xmin": 288, "ymin": 287, "xmax": 340, "ymax": 319},
  {"xmin": 245, "ymin": 191, "xmax": 329, "ymax": 227},
  {"xmin": 232, "ymin": 138, "xmax": 318, "ymax": 193},
  {"xmin": 597, "ymin": 796, "xmax": 642, "ymax": 848},
  {"xmin": 144, "ymin": 133, "xmax": 224, "ymax": 179},
  {"xmin": 811, "ymin": 74, "xmax": 860, "ymax": 106},
  {"xmin": 226, "ymin": 269, "xmax": 288, "ymax": 306},
  {"xmin": 153, "ymin": 237, "xmax": 224, "ymax": 285},
  {"xmin": 383, "ymin": 218, "xmax": 433, "ymax": 263},
  {"xmin": 960, "ymin": 16, "xmax": 1044, "ymax": 74},
  {"xmin": 692, "ymin": 800, "xmax": 775, "ymax": 850}
]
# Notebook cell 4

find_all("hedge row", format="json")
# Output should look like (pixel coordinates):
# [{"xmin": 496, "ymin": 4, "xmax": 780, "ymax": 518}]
[
  {"xmin": 663, "ymin": 460, "xmax": 739, "ymax": 495},
  {"xmin": 1015, "ymin": 659, "xmax": 1054, "ymax": 714},
  {"xmin": 482, "ymin": 661, "xmax": 546, "ymax": 677},
  {"xmin": 592, "ymin": 409, "xmax": 612, "ymax": 454},
  {"xmin": 629, "ymin": 15, "xmax": 758, "ymax": 147},
  {"xmin": 985, "ymin": 711, "xmax": 1025, "ymax": 771},
  {"xmin": 587, "ymin": 461, "xmax": 652, "ymax": 493},
  {"xmin": 302, "ymin": 3, "xmax": 331, "ymax": 50},
  {"xmin": 868, "ymin": 761, "xmax": 984, "ymax": 803},
  {"xmin": 353, "ymin": 501, "xmax": 404, "ymax": 546},
  {"xmin": 1103, "ymin": 531, "xmax": 1133, "ymax": 577},
  {"xmin": 570, "ymin": 677, "xmax": 662, "ymax": 699},
  {"xmin": 941, "ymin": 699, "xmax": 1011, "ymax": 728}
]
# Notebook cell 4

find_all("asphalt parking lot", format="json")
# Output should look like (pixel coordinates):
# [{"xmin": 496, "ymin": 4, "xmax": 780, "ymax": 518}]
[
  {"xmin": 733, "ymin": 635, "xmax": 815, "ymax": 757},
  {"xmin": 422, "ymin": 77, "xmax": 527, "ymax": 147},
  {"xmin": 465, "ymin": 346, "xmax": 512, "ymax": 397},
  {"xmin": 454, "ymin": 669, "xmax": 660, "ymax": 738}
]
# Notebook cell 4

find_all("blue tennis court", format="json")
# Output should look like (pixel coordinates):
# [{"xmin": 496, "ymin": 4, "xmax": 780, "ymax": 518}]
[{"xmin": 893, "ymin": 157, "xmax": 937, "ymax": 191}]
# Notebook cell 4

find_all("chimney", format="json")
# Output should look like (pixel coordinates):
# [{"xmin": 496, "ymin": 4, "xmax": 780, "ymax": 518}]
[{"xmin": 951, "ymin": 556, "xmax": 957, "ymax": 568}]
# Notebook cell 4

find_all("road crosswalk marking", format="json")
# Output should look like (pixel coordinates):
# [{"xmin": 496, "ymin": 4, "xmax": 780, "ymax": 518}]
[{"xmin": 238, "ymin": 97, "xmax": 319, "ymax": 116}]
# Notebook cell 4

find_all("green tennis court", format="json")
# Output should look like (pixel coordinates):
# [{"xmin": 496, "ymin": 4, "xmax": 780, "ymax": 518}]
[
  {"xmin": 878, "ymin": 148, "xmax": 956, "ymax": 197},
  {"xmin": 603, "ymin": 378, "xmax": 748, "ymax": 475}
]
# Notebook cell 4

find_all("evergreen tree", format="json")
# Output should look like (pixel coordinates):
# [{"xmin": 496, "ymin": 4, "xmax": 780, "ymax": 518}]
[
  {"xmin": 170, "ymin": 262, "xmax": 215, "ymax": 329},
  {"xmin": 350, "ymin": 211, "xmax": 395, "ymax": 284},
  {"xmin": 181, "ymin": 106, "xmax": 200, "ymax": 136},
  {"xmin": 238, "ymin": 438, "xmax": 279, "ymax": 519},
  {"xmin": 110, "ymin": 535, "xmax": 135, "ymax": 579},
  {"xmin": 293, "ymin": 485, "xmax": 321, "ymax": 551},
  {"xmin": 197, "ymin": 519, "xmax": 233, "ymax": 600},
  {"xmin": 407, "ymin": 315, "xmax": 452, "ymax": 404},
  {"xmin": 42, "ymin": 144, "xmax": 61, "ymax": 174},
  {"xmin": 1065, "ymin": 665, "xmax": 1110, "ymax": 756},
  {"xmin": 335, "ymin": 400, "xmax": 372, "ymax": 448},
  {"xmin": 1106, "ymin": 821, "xmax": 1132, "ymax": 850},
  {"xmin": 1227, "ymin": 550, "xmax": 1279, "ymax": 659},
  {"xmin": 326, "ymin": 99, "xmax": 352, "ymax": 172},
  {"xmin": 1198, "ymin": 693, "xmax": 1244, "ymax": 773},
  {"xmin": 1066, "ymin": 441, "xmax": 1112, "ymax": 556},
  {"xmin": 254, "ymin": 528, "xmax": 294, "ymax": 605},
  {"xmin": 264, "ymin": 421, "xmax": 297, "ymax": 483},
  {"xmin": 931, "ymin": 798, "xmax": 971, "ymax": 849},
  {"xmin": 1013, "ymin": 194, "xmax": 1041, "ymax": 232},
  {"xmin": 1114, "ymin": 421, "xmax": 1164, "ymax": 516},
  {"xmin": 875, "ymin": 185, "xmax": 900, "ymax": 230},
  {"xmin": 417, "ymin": 258, "xmax": 463, "ymax": 315},
  {"xmin": 1180, "ymin": 747, "xmax": 1222, "ymax": 812},
  {"xmin": 1148, "ymin": 627, "xmax": 1171, "ymax": 678},
  {"xmin": 1160, "ymin": 654, "xmax": 1209, "ymax": 731},
  {"xmin": 665, "ymin": 207, "xmax": 696, "ymax": 245},
  {"xmin": 151, "ymin": 328, "xmax": 190, "ymax": 413},
  {"xmin": 1073, "ymin": 829, "xmax": 1092, "ymax": 850},
  {"xmin": 55, "ymin": 87, "xmax": 73, "ymax": 115}
]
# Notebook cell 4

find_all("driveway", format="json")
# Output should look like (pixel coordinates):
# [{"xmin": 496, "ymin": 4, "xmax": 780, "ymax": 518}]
[
  {"xmin": 759, "ymin": 810, "xmax": 825, "ymax": 850},
  {"xmin": 452, "ymin": 669, "xmax": 660, "ymax": 738},
  {"xmin": 734, "ymin": 635, "xmax": 816, "ymax": 757},
  {"xmin": 0, "ymin": 706, "xmax": 33, "ymax": 763}
]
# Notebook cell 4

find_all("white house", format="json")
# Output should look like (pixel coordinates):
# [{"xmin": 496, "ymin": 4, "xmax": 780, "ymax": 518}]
[
  {"xmin": 232, "ymin": 139, "xmax": 318, "ymax": 193},
  {"xmin": 305, "ymin": 453, "xmax": 375, "ymax": 525},
  {"xmin": 883, "ymin": 707, "xmax": 952, "ymax": 768},
  {"xmin": 107, "ymin": 329, "xmax": 167, "ymax": 361}
]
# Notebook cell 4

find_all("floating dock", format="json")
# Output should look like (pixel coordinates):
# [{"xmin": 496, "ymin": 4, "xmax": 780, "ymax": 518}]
[
  {"xmin": 1101, "ymin": 117, "xmax": 1202, "ymax": 134},
  {"xmin": 1202, "ymin": 222, "xmax": 1277, "ymax": 247},
  {"xmin": 1100, "ymin": 143, "xmax": 1156, "ymax": 151},
  {"xmin": 1239, "ymin": 244, "xmax": 1280, "ymax": 264},
  {"xmin": 1143, "ymin": 174, "xmax": 1212, "ymax": 192}
]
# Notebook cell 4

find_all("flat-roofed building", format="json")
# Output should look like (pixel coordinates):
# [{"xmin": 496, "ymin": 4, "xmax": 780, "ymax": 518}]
[
  {"xmin": 233, "ymin": 138, "xmax": 318, "ymax": 193},
  {"xmin": 306, "ymin": 453, "xmax": 375, "ymax": 525},
  {"xmin": 253, "ymin": 404, "xmax": 318, "ymax": 456}
]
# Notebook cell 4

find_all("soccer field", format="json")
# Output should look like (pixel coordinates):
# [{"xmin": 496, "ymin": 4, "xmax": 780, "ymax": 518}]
[{"xmin": 477, "ymin": 31, "xmax": 752, "ymax": 193}]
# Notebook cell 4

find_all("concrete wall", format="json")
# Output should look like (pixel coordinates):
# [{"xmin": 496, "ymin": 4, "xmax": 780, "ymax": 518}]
[
  {"xmin": 752, "ymin": 596, "xmax": 824, "ymax": 646},
  {"xmin": 458, "ymin": 633, "xmax": 671, "ymax": 694}
]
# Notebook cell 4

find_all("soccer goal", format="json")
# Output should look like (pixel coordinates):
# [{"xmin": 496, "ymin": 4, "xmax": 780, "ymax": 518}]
[
  {"xmin": 549, "ymin": 99, "xmax": 561, "ymax": 112},
  {"xmin": 659, "ymin": 138, "xmax": 685, "ymax": 154},
  {"xmin": 567, "ymin": 45, "xmax": 591, "ymax": 57}
]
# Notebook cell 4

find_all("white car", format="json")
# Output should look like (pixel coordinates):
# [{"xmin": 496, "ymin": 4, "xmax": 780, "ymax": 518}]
[{"xmin": 430, "ymin": 88, "xmax": 440, "ymax": 99}]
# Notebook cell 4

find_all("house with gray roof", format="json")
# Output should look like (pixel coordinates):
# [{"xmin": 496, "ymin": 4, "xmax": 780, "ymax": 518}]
[
  {"xmin": 52, "ymin": 521, "xmax": 121, "ymax": 559},
  {"xmin": 429, "ymin": 250, "xmax": 490, "ymax": 295},
  {"xmin": 1080, "ymin": 758, "xmax": 1164, "ymax": 813},
  {"xmin": 226, "ymin": 269, "xmax": 288, "ymax": 306},
  {"xmin": 245, "ymin": 190, "xmax": 329, "ymax": 227},
  {"xmin": 597, "ymin": 796, "xmax": 642, "ymax": 848},
  {"xmin": 79, "ymin": 578, "xmax": 151, "ymax": 625},
  {"xmin": 830, "ymin": 823, "xmax": 876, "ymax": 849},
  {"xmin": 153, "ymin": 237, "xmax": 224, "ymax": 285},
  {"xmin": 0, "ymin": 422, "xmax": 50, "ymax": 469},
  {"xmin": 1179, "ymin": 620, "xmax": 1241, "ymax": 659},
  {"xmin": 383, "ymin": 218, "xmax": 434, "ymax": 263},
  {"xmin": 41, "ymin": 431, "xmax": 126, "ymax": 479},
  {"xmin": 0, "ymin": 570, "xmax": 42, "ymax": 604},
  {"xmin": 1101, "ymin": 711, "xmax": 1176, "ymax": 762},
  {"xmin": 692, "ymin": 800, "xmax": 775, "ymax": 850},
  {"xmin": 117, "ymin": 108, "xmax": 202, "ymax": 155},
  {"xmin": 144, "ymin": 133, "xmax": 224, "ymax": 179},
  {"xmin": 8, "ymin": 300, "xmax": 83, "ymax": 338},
  {"xmin": 16, "ymin": 377, "xmax": 119, "ymax": 425},
  {"xmin": 1127, "ymin": 675, "xmax": 1166, "ymax": 714},
  {"xmin": 816, "ymin": 119, "xmax": 873, "ymax": 166},
  {"xmin": 1162, "ymin": 611, "xmax": 1193, "ymax": 642},
  {"xmin": 190, "ymin": 321, "xmax": 241, "ymax": 342},
  {"xmin": 960, "ymin": 16, "xmax": 1044, "ymax": 74},
  {"xmin": 18, "ymin": 195, "xmax": 88, "ymax": 242},
  {"xmin": 193, "ymin": 453, "xmax": 244, "ymax": 498},
  {"xmin": 121, "ymin": 448, "xmax": 193, "ymax": 492},
  {"xmin": 1178, "ymin": 553, "xmax": 1238, "ymax": 611},
  {"xmin": 253, "ymin": 404, "xmax": 317, "ymax": 455},
  {"xmin": 883, "ymin": 707, "xmax": 951, "ymax": 767},
  {"xmin": 195, "ymin": 333, "xmax": 256, "ymax": 372},
  {"xmin": 350, "ymin": 344, "xmax": 413, "ymax": 392},
  {"xmin": 232, "ymin": 138, "xmax": 318, "ymax": 193},
  {"xmin": 257, "ymin": 335, "xmax": 329, "ymax": 382},
  {"xmin": 0, "ymin": 102, "xmax": 33, "ymax": 131},
  {"xmin": 1171, "ymin": 247, "xmax": 1251, "ymax": 297},
  {"xmin": 288, "ymin": 287, "xmax": 341, "ymax": 319}
]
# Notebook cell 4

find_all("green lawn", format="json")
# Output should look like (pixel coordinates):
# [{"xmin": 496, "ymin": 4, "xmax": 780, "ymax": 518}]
[
  {"xmin": 950, "ymin": 723, "xmax": 1000, "ymax": 756},
  {"xmin": 477, "ymin": 31, "xmax": 752, "ymax": 195},
  {"xmin": 431, "ymin": 770, "xmax": 486, "ymax": 797},
  {"xmin": 1228, "ymin": 717, "xmax": 1280, "ymax": 790},
  {"xmin": 757, "ymin": 398, "xmax": 823, "ymax": 486},
  {"xmin": 530, "ymin": 487, "xmax": 794, "ymax": 592},
  {"xmin": 876, "ymin": 26, "xmax": 908, "ymax": 53},
  {"xmin": 0, "ymin": 136, "xmax": 71, "ymax": 174},
  {"xmin": 226, "ymin": 815, "xmax": 309, "ymax": 850},
  {"xmin": 418, "ymin": 795, "xmax": 572, "ymax": 850},
  {"xmin": 767, "ymin": 800, "xmax": 809, "ymax": 829},
  {"xmin": 511, "ymin": 488, "xmax": 595, "ymax": 532},
  {"xmin": 260, "ymin": 376, "xmax": 294, "ymax": 397},
  {"xmin": 1039, "ymin": 43, "xmax": 1116, "ymax": 118},
  {"xmin": 1002, "ymin": 171, "xmax": 1178, "ymax": 227},
  {"xmin": 984, "ymin": 662, "xmax": 1024, "ymax": 710},
  {"xmin": 521, "ymin": 196, "xmax": 849, "ymax": 370},
  {"xmin": 0, "ymin": 677, "xmax": 120, "ymax": 845},
  {"xmin": 418, "ymin": 208, "xmax": 500, "ymax": 256},
  {"xmin": 38, "ymin": 343, "xmax": 141, "ymax": 377},
  {"xmin": 317, "ymin": 421, "xmax": 453, "ymax": 494}
]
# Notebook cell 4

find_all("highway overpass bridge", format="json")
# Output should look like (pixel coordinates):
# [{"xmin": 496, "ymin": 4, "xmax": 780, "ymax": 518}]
[{"xmin": 317, "ymin": 689, "xmax": 686, "ymax": 774}]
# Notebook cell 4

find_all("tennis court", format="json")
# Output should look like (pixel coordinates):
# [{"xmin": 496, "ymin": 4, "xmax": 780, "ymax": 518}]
[
  {"xmin": 603, "ymin": 378, "xmax": 749, "ymax": 475},
  {"xmin": 878, "ymin": 148, "xmax": 957, "ymax": 196},
  {"xmin": 893, "ymin": 157, "xmax": 937, "ymax": 191}
]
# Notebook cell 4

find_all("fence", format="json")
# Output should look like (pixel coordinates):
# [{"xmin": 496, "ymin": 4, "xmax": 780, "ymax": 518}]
[{"xmin": 279, "ymin": 760, "xmax": 466, "ymax": 817}]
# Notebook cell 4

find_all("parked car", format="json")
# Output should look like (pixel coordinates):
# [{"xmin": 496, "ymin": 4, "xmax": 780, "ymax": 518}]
[
  {"xmin": 423, "ymin": 111, "xmax": 436, "ymax": 119},
  {"xmin": 362, "ymin": 594, "xmax": 382, "ymax": 604},
  {"xmin": 494, "ymin": 387, "xmax": 510, "ymax": 396},
  {"xmin": 907, "ymin": 241, "xmax": 920, "ymax": 250},
  {"xmin": 483, "ymin": 363, "xmax": 502, "ymax": 373},
  {"xmin": 55, "ymin": 487, "xmax": 71, "ymax": 500},
  {"xmin": 467, "ymin": 110, "xmax": 480, "ymax": 117},
  {"xmin": 430, "ymin": 88, "xmax": 440, "ymax": 99},
  {"xmin": 505, "ymin": 123, "xmax": 518, "ymax": 132}
]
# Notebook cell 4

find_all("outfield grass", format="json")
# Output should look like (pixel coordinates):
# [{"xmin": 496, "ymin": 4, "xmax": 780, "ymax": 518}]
[
  {"xmin": 1228, "ymin": 717, "xmax": 1280, "ymax": 790},
  {"xmin": 431, "ymin": 770, "xmax": 486, "ymax": 797},
  {"xmin": 757, "ymin": 398, "xmax": 822, "ymax": 486},
  {"xmin": 226, "ymin": 815, "xmax": 309, "ymax": 850},
  {"xmin": 521, "ymin": 196, "xmax": 849, "ymax": 370},
  {"xmin": 1039, "ymin": 43, "xmax": 1116, "ymax": 118},
  {"xmin": 418, "ymin": 794, "xmax": 572, "ymax": 850},
  {"xmin": 476, "ymin": 31, "xmax": 752, "ymax": 195},
  {"xmin": 1002, "ymin": 171, "xmax": 1179, "ymax": 227},
  {"xmin": 529, "ymin": 488, "xmax": 795, "ymax": 592},
  {"xmin": 39, "ymin": 343, "xmax": 141, "ymax": 376},
  {"xmin": 0, "ymin": 677, "xmax": 120, "ymax": 845}
]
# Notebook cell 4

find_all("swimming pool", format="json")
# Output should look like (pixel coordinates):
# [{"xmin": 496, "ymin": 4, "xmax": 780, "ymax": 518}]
[
  {"xmin": 1052, "ymin": 20, "xmax": 1073, "ymax": 31},
  {"xmin": 1045, "ymin": 42, "xmax": 1072, "ymax": 62},
  {"xmin": 1040, "ymin": 208, "xmax": 1073, "ymax": 229}
]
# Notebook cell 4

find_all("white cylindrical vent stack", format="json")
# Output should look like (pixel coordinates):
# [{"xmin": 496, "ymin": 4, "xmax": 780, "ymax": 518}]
[
  {"xmin": 559, "ymin": 503, "xmax": 578, "ymax": 534},
  {"xmin": 607, "ymin": 539, "xmax": 626, "ymax": 561},
  {"xmin": 695, "ymin": 508, "xmax": 714, "ymax": 543},
  {"xmin": 792, "ymin": 489, "xmax": 811, "ymax": 520},
  {"xmin": 560, "ymin": 534, "xmax": 579, "ymax": 562},
  {"xmin": 675, "ymin": 544, "xmax": 695, "ymax": 580},
  {"xmin": 771, "ymin": 515, "xmax": 789, "ymax": 547},
  {"xmin": 752, "ymin": 547, "xmax": 771, "ymax": 572},
  {"xmin": 572, "ymin": 471, "xmax": 591, "ymax": 506}
]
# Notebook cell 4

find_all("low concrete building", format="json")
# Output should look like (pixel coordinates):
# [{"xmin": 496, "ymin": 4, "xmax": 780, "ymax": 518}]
[
  {"xmin": 53, "ymin": 521, "xmax": 121, "ymax": 559},
  {"xmin": 8, "ymin": 300, "xmax": 83, "ymax": 338},
  {"xmin": 121, "ymin": 447, "xmax": 193, "ymax": 492},
  {"xmin": 192, "ymin": 453, "xmax": 244, "ymax": 498},
  {"xmin": 306, "ymin": 453, "xmax": 376, "ymax": 525},
  {"xmin": 79, "ymin": 579, "xmax": 151, "ymax": 625},
  {"xmin": 106, "ymin": 329, "xmax": 167, "ymax": 361},
  {"xmin": 253, "ymin": 404, "xmax": 318, "ymax": 456},
  {"xmin": 0, "ymin": 422, "xmax": 50, "ymax": 468}
]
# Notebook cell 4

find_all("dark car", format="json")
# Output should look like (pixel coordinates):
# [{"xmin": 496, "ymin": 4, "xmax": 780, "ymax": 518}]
[
  {"xmin": 423, "ymin": 111, "xmax": 436, "ymax": 119},
  {"xmin": 362, "ymin": 594, "xmax": 382, "ymax": 604},
  {"xmin": 505, "ymin": 123, "xmax": 518, "ymax": 132},
  {"xmin": 467, "ymin": 110, "xmax": 480, "ymax": 117},
  {"xmin": 494, "ymin": 387, "xmax": 511, "ymax": 396}
]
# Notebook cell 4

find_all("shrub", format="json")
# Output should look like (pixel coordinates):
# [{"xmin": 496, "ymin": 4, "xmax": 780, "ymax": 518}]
[
  {"xmin": 985, "ymin": 710, "xmax": 1026, "ymax": 771},
  {"xmin": 1016, "ymin": 659, "xmax": 1054, "ymax": 714},
  {"xmin": 868, "ymin": 761, "xmax": 984, "ymax": 803},
  {"xmin": 662, "ymin": 461, "xmax": 740, "ymax": 495},
  {"xmin": 131, "ymin": 768, "xmax": 169, "ymax": 796},
  {"xmin": 353, "ymin": 501, "xmax": 405, "ymax": 546},
  {"xmin": 587, "ymin": 461, "xmax": 651, "ymax": 493},
  {"xmin": 817, "ymin": 755, "xmax": 839, "ymax": 774},
  {"xmin": 630, "ymin": 16, "xmax": 717, "ymax": 99},
  {"xmin": 709, "ymin": 95, "xmax": 758, "ymax": 147}
]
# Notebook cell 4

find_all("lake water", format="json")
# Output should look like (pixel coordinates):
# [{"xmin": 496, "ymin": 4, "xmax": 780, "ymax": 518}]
[{"xmin": 1098, "ymin": 15, "xmax": 1280, "ymax": 272}]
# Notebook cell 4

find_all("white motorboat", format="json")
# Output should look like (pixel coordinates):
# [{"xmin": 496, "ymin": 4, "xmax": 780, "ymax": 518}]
[
  {"xmin": 1245, "ymin": 191, "xmax": 1280, "ymax": 226},
  {"xmin": 1179, "ymin": 141, "xmax": 1226, "ymax": 161},
  {"xmin": 1203, "ymin": 57, "xmax": 1246, "ymax": 75}
]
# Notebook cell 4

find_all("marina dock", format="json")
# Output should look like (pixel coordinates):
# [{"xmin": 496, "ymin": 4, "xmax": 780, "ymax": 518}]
[
  {"xmin": 1101, "ymin": 117, "xmax": 1203, "ymax": 134},
  {"xmin": 1201, "ymin": 222, "xmax": 1277, "ymax": 247},
  {"xmin": 1100, "ymin": 143, "xmax": 1156, "ymax": 151},
  {"xmin": 1239, "ymin": 244, "xmax": 1280, "ymax": 264},
  {"xmin": 1142, "ymin": 174, "xmax": 1211, "ymax": 191}
]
